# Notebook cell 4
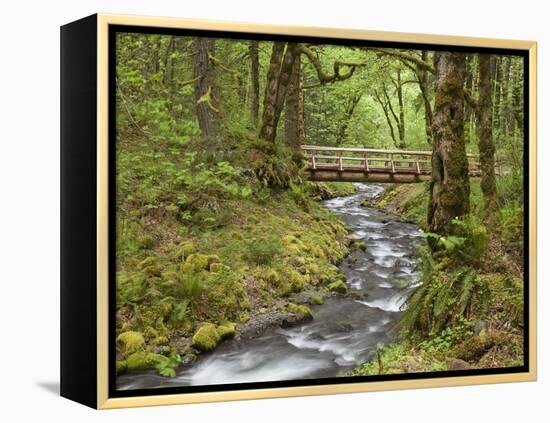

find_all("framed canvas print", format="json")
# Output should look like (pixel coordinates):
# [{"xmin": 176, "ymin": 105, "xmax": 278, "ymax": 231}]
[{"xmin": 60, "ymin": 14, "xmax": 537, "ymax": 409}]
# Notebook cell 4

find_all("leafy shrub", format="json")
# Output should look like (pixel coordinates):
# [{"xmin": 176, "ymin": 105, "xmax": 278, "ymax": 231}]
[{"xmin": 425, "ymin": 216, "xmax": 488, "ymax": 265}]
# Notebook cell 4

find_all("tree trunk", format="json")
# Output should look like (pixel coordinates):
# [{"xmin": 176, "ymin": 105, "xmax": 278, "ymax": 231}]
[
  {"xmin": 285, "ymin": 52, "xmax": 305, "ymax": 159},
  {"xmin": 499, "ymin": 56, "xmax": 512, "ymax": 141},
  {"xmin": 193, "ymin": 37, "xmax": 222, "ymax": 140},
  {"xmin": 418, "ymin": 51, "xmax": 433, "ymax": 145},
  {"xmin": 476, "ymin": 54, "xmax": 498, "ymax": 219},
  {"xmin": 428, "ymin": 52, "xmax": 470, "ymax": 236},
  {"xmin": 249, "ymin": 40, "xmax": 260, "ymax": 127},
  {"xmin": 259, "ymin": 42, "xmax": 299, "ymax": 143},
  {"xmin": 395, "ymin": 69, "xmax": 406, "ymax": 148}
]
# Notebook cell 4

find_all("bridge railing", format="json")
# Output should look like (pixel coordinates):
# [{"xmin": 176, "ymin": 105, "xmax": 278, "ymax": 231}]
[{"xmin": 301, "ymin": 145, "xmax": 482, "ymax": 175}]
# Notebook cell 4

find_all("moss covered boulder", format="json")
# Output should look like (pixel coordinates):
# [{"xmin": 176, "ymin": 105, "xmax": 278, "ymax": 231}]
[
  {"xmin": 175, "ymin": 241, "xmax": 196, "ymax": 261},
  {"xmin": 116, "ymin": 360, "xmax": 128, "ymax": 375},
  {"xmin": 328, "ymin": 281, "xmax": 348, "ymax": 294},
  {"xmin": 282, "ymin": 303, "xmax": 313, "ymax": 328},
  {"xmin": 191, "ymin": 323, "xmax": 221, "ymax": 351},
  {"xmin": 126, "ymin": 351, "xmax": 165, "ymax": 371},
  {"xmin": 216, "ymin": 322, "xmax": 237, "ymax": 340},
  {"xmin": 116, "ymin": 331, "xmax": 145, "ymax": 355},
  {"xmin": 181, "ymin": 254, "xmax": 221, "ymax": 272}
]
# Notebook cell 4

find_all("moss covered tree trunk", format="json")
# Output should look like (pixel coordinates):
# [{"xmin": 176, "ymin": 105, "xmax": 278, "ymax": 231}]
[
  {"xmin": 193, "ymin": 37, "xmax": 222, "ymax": 140},
  {"xmin": 259, "ymin": 42, "xmax": 299, "ymax": 143},
  {"xmin": 285, "ymin": 52, "xmax": 305, "ymax": 160},
  {"xmin": 476, "ymin": 54, "xmax": 498, "ymax": 219},
  {"xmin": 418, "ymin": 51, "xmax": 433, "ymax": 144},
  {"xmin": 249, "ymin": 40, "xmax": 260, "ymax": 127},
  {"xmin": 428, "ymin": 52, "xmax": 470, "ymax": 236},
  {"xmin": 395, "ymin": 68, "xmax": 406, "ymax": 148}
]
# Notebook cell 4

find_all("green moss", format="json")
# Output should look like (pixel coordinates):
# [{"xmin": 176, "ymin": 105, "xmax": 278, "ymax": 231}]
[
  {"xmin": 191, "ymin": 323, "xmax": 221, "ymax": 352},
  {"xmin": 209, "ymin": 262, "xmax": 228, "ymax": 272},
  {"xmin": 308, "ymin": 294, "xmax": 325, "ymax": 305},
  {"xmin": 116, "ymin": 331, "xmax": 145, "ymax": 355},
  {"xmin": 337, "ymin": 320, "xmax": 353, "ymax": 331},
  {"xmin": 350, "ymin": 240, "xmax": 367, "ymax": 251},
  {"xmin": 137, "ymin": 257, "xmax": 163, "ymax": 277},
  {"xmin": 289, "ymin": 269, "xmax": 309, "ymax": 292},
  {"xmin": 216, "ymin": 322, "xmax": 237, "ymax": 340},
  {"xmin": 328, "ymin": 281, "xmax": 347, "ymax": 294},
  {"xmin": 452, "ymin": 332, "xmax": 507, "ymax": 362},
  {"xmin": 288, "ymin": 303, "xmax": 313, "ymax": 318},
  {"xmin": 116, "ymin": 360, "xmax": 127, "ymax": 375},
  {"xmin": 126, "ymin": 351, "xmax": 165, "ymax": 371},
  {"xmin": 175, "ymin": 241, "xmax": 196, "ymax": 261},
  {"xmin": 182, "ymin": 254, "xmax": 209, "ymax": 271}
]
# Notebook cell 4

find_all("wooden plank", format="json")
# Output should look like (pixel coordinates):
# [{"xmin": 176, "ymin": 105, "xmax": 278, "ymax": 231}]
[{"xmin": 300, "ymin": 144, "xmax": 478, "ymax": 158}]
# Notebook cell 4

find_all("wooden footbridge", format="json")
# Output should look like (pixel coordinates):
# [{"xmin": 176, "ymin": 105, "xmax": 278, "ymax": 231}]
[{"xmin": 301, "ymin": 145, "xmax": 486, "ymax": 183}]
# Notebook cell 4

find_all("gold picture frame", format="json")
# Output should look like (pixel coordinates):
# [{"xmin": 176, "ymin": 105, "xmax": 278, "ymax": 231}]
[{"xmin": 60, "ymin": 13, "xmax": 537, "ymax": 409}]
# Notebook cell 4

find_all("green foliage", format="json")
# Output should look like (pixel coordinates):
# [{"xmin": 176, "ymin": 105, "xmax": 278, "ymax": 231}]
[
  {"xmin": 425, "ymin": 216, "xmax": 488, "ymax": 265},
  {"xmin": 399, "ymin": 247, "xmax": 490, "ymax": 338},
  {"xmin": 155, "ymin": 353, "xmax": 182, "ymax": 378},
  {"xmin": 243, "ymin": 238, "xmax": 281, "ymax": 265}
]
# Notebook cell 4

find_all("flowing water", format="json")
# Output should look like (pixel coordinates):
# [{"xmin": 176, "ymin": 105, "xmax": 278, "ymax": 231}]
[{"xmin": 117, "ymin": 183, "xmax": 425, "ymax": 390}]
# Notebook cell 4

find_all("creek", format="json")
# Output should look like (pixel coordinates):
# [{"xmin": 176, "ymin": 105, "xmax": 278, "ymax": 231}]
[{"xmin": 117, "ymin": 183, "xmax": 424, "ymax": 390}]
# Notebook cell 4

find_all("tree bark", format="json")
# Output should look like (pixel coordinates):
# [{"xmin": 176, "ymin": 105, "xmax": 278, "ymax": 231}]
[
  {"xmin": 417, "ymin": 51, "xmax": 433, "ymax": 144},
  {"xmin": 259, "ymin": 42, "xmax": 299, "ymax": 143},
  {"xmin": 193, "ymin": 37, "xmax": 222, "ymax": 140},
  {"xmin": 476, "ymin": 54, "xmax": 498, "ymax": 218},
  {"xmin": 394, "ymin": 69, "xmax": 406, "ymax": 148},
  {"xmin": 285, "ymin": 53, "xmax": 305, "ymax": 158},
  {"xmin": 249, "ymin": 40, "xmax": 260, "ymax": 127},
  {"xmin": 428, "ymin": 52, "xmax": 470, "ymax": 236}
]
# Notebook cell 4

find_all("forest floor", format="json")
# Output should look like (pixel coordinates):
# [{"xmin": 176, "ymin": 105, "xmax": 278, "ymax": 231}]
[{"xmin": 351, "ymin": 181, "xmax": 525, "ymax": 375}]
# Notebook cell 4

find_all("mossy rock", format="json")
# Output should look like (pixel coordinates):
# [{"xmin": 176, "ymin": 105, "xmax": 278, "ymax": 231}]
[
  {"xmin": 452, "ymin": 333, "xmax": 507, "ymax": 362},
  {"xmin": 116, "ymin": 360, "xmax": 127, "ymax": 375},
  {"xmin": 175, "ymin": 241, "xmax": 196, "ymax": 261},
  {"xmin": 288, "ymin": 303, "xmax": 313, "ymax": 318},
  {"xmin": 350, "ymin": 240, "xmax": 367, "ymax": 251},
  {"xmin": 328, "ymin": 281, "xmax": 347, "ymax": 294},
  {"xmin": 308, "ymin": 294, "xmax": 325, "ymax": 305},
  {"xmin": 216, "ymin": 322, "xmax": 237, "ymax": 340},
  {"xmin": 282, "ymin": 303, "xmax": 313, "ymax": 327},
  {"xmin": 143, "ymin": 326, "xmax": 159, "ymax": 340},
  {"xmin": 182, "ymin": 254, "xmax": 221, "ymax": 272},
  {"xmin": 116, "ymin": 331, "xmax": 145, "ymax": 355},
  {"xmin": 126, "ymin": 351, "xmax": 165, "ymax": 371},
  {"xmin": 191, "ymin": 323, "xmax": 221, "ymax": 352},
  {"xmin": 336, "ymin": 320, "xmax": 353, "ymax": 332}
]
